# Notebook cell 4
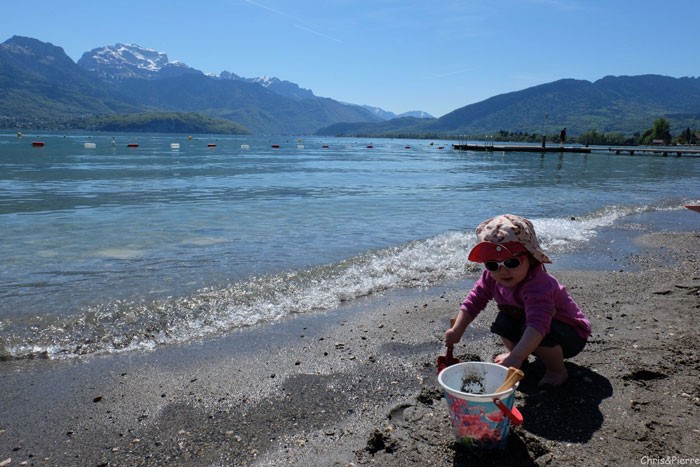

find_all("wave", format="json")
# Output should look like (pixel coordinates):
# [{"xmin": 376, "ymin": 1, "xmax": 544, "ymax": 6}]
[{"xmin": 0, "ymin": 202, "xmax": 684, "ymax": 360}]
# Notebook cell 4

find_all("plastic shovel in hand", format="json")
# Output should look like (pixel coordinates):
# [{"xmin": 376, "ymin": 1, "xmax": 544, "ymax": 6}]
[
  {"xmin": 437, "ymin": 318, "xmax": 460, "ymax": 374},
  {"xmin": 437, "ymin": 345, "xmax": 460, "ymax": 374}
]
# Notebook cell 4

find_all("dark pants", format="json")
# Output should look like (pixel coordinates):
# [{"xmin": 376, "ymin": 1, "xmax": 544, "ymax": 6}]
[{"xmin": 490, "ymin": 310, "xmax": 587, "ymax": 359}]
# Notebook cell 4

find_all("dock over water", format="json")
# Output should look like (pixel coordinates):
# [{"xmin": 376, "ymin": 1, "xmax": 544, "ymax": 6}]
[
  {"xmin": 452, "ymin": 143, "xmax": 700, "ymax": 157},
  {"xmin": 452, "ymin": 143, "xmax": 592, "ymax": 154},
  {"xmin": 608, "ymin": 146, "xmax": 700, "ymax": 157}
]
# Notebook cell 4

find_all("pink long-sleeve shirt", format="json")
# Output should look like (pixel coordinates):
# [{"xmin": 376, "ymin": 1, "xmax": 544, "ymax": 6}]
[{"xmin": 461, "ymin": 266, "xmax": 592, "ymax": 340}]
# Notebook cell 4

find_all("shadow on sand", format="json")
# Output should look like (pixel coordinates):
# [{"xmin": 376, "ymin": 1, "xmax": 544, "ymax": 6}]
[{"xmin": 517, "ymin": 361, "xmax": 613, "ymax": 442}]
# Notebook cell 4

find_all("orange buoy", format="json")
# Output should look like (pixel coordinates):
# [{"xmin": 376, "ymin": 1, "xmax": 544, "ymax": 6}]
[
  {"xmin": 32, "ymin": 141, "xmax": 45, "ymax": 147},
  {"xmin": 127, "ymin": 143, "xmax": 139, "ymax": 148},
  {"xmin": 271, "ymin": 144, "xmax": 280, "ymax": 148},
  {"xmin": 208, "ymin": 143, "xmax": 217, "ymax": 148}
]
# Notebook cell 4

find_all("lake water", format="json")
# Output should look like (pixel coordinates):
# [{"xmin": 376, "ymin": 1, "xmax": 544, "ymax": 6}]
[{"xmin": 1, "ymin": 132, "xmax": 698, "ymax": 359}]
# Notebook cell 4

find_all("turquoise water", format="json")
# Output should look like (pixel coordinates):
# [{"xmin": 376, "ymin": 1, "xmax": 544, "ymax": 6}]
[{"xmin": 1, "ymin": 132, "xmax": 698, "ymax": 359}]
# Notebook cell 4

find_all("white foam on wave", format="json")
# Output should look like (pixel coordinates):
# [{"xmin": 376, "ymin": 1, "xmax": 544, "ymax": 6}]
[
  {"xmin": 3, "ymin": 204, "xmax": 671, "ymax": 360},
  {"xmin": 533, "ymin": 204, "xmax": 652, "ymax": 252},
  {"xmin": 111, "ymin": 209, "xmax": 629, "ymax": 345}
]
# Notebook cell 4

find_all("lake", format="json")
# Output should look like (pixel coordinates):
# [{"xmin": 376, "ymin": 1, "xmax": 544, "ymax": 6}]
[{"xmin": 1, "ymin": 132, "xmax": 698, "ymax": 359}]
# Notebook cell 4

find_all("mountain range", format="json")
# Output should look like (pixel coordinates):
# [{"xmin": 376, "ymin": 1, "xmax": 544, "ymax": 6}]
[
  {"xmin": 1, "ymin": 35, "xmax": 699, "ymax": 136},
  {"xmin": 318, "ymin": 76, "xmax": 700, "ymax": 138}
]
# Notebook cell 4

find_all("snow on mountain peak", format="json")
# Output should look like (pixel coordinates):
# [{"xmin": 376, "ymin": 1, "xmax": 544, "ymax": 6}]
[
  {"xmin": 78, "ymin": 43, "xmax": 173, "ymax": 79},
  {"xmin": 251, "ymin": 75, "xmax": 279, "ymax": 88}
]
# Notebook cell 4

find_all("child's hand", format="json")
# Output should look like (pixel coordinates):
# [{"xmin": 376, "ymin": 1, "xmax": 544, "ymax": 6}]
[
  {"xmin": 444, "ymin": 328, "xmax": 461, "ymax": 347},
  {"xmin": 444, "ymin": 312, "xmax": 473, "ymax": 347},
  {"xmin": 496, "ymin": 352, "xmax": 525, "ymax": 369}
]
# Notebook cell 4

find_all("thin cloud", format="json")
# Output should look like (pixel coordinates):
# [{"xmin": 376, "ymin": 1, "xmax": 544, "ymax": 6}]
[
  {"xmin": 244, "ymin": 0, "xmax": 287, "ymax": 17},
  {"xmin": 294, "ymin": 24, "xmax": 343, "ymax": 43},
  {"xmin": 245, "ymin": 0, "xmax": 342, "ymax": 43}
]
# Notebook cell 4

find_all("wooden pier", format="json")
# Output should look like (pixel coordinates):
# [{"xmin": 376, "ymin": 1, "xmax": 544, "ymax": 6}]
[
  {"xmin": 452, "ymin": 143, "xmax": 591, "ymax": 154},
  {"xmin": 608, "ymin": 146, "xmax": 700, "ymax": 157}
]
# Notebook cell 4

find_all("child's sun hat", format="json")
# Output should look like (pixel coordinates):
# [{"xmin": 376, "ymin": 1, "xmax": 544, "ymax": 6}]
[{"xmin": 468, "ymin": 214, "xmax": 552, "ymax": 264}]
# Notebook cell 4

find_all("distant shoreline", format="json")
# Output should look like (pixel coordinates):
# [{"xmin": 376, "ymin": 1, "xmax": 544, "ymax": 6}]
[{"xmin": 2, "ymin": 111, "xmax": 251, "ymax": 135}]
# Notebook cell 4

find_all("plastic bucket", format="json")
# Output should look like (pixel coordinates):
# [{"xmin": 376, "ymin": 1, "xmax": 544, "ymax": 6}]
[{"xmin": 438, "ymin": 362, "xmax": 521, "ymax": 449}]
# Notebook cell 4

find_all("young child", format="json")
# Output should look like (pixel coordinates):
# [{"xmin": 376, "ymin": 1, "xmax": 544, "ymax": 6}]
[{"xmin": 444, "ymin": 214, "xmax": 591, "ymax": 387}]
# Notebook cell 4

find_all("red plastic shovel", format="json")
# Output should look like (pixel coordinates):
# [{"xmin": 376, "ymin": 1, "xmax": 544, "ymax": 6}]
[
  {"xmin": 493, "ymin": 398, "xmax": 524, "ymax": 426},
  {"xmin": 437, "ymin": 318, "xmax": 460, "ymax": 373},
  {"xmin": 437, "ymin": 344, "xmax": 460, "ymax": 374}
]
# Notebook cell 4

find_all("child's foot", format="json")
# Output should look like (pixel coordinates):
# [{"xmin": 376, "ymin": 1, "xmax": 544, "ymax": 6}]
[
  {"xmin": 538, "ymin": 368, "xmax": 568, "ymax": 387},
  {"xmin": 493, "ymin": 352, "xmax": 510, "ymax": 365}
]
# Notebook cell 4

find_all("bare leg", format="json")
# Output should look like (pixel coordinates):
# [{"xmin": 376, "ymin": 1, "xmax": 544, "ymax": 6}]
[{"xmin": 533, "ymin": 345, "xmax": 568, "ymax": 386}]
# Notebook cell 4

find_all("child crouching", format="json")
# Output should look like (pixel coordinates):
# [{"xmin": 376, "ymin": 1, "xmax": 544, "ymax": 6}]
[{"xmin": 444, "ymin": 214, "xmax": 591, "ymax": 387}]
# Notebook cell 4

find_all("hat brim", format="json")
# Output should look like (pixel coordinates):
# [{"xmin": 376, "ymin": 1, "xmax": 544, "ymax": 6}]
[{"xmin": 468, "ymin": 241, "xmax": 528, "ymax": 263}]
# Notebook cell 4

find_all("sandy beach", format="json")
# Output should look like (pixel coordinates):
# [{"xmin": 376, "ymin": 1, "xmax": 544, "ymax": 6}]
[{"xmin": 1, "ymin": 226, "xmax": 699, "ymax": 466}]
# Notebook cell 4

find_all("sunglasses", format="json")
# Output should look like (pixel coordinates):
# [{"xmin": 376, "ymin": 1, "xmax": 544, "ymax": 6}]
[{"xmin": 484, "ymin": 255, "xmax": 525, "ymax": 272}]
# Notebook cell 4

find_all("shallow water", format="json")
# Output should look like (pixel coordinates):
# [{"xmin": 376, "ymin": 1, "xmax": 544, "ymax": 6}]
[{"xmin": 1, "ymin": 132, "xmax": 698, "ymax": 359}]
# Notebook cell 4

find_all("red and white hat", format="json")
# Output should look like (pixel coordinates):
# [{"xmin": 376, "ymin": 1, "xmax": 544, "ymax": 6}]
[{"xmin": 467, "ymin": 214, "xmax": 552, "ymax": 264}]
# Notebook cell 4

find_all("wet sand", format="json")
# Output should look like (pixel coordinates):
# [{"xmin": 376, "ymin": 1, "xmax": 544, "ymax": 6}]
[{"xmin": 1, "ymin": 228, "xmax": 699, "ymax": 466}]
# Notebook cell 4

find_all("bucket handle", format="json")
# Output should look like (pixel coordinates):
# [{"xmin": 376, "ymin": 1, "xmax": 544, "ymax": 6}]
[{"xmin": 493, "ymin": 398, "xmax": 523, "ymax": 426}]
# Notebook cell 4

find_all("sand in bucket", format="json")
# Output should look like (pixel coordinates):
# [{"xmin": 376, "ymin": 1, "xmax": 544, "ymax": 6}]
[{"xmin": 438, "ymin": 362, "xmax": 519, "ymax": 449}]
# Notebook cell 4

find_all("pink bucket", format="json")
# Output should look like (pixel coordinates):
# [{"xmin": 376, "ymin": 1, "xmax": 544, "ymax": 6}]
[{"xmin": 438, "ymin": 362, "xmax": 523, "ymax": 449}]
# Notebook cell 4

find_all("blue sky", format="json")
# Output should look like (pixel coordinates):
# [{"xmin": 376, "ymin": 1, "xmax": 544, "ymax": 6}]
[{"xmin": 3, "ymin": 0, "xmax": 699, "ymax": 117}]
